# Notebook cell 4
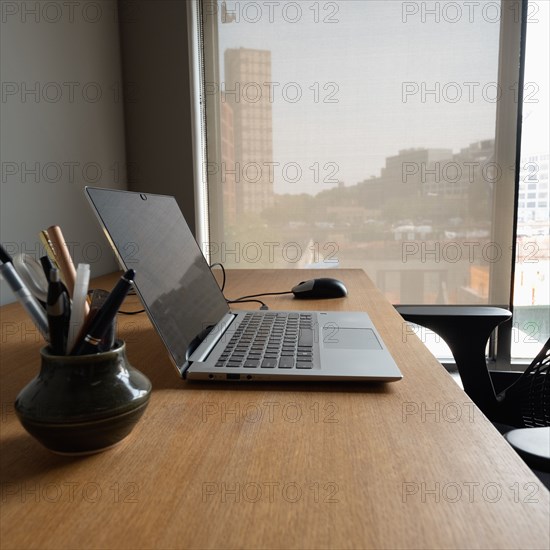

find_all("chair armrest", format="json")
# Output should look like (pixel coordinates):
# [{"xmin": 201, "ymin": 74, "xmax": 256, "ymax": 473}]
[
  {"xmin": 394, "ymin": 305, "xmax": 512, "ymax": 421},
  {"xmin": 395, "ymin": 305, "xmax": 512, "ymax": 324}
]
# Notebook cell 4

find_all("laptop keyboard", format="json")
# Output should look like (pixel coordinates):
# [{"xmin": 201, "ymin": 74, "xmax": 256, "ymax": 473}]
[{"xmin": 215, "ymin": 312, "xmax": 315, "ymax": 369}]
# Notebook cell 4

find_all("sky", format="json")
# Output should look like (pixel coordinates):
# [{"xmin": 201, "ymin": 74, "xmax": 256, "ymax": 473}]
[{"xmin": 214, "ymin": 0, "xmax": 547, "ymax": 194}]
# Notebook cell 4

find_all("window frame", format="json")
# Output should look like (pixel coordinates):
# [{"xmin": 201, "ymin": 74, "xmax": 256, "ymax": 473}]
[{"xmin": 190, "ymin": 0, "xmax": 531, "ymax": 368}]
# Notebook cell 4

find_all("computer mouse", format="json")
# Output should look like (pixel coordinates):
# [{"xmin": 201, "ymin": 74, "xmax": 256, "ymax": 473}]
[{"xmin": 291, "ymin": 278, "xmax": 348, "ymax": 299}]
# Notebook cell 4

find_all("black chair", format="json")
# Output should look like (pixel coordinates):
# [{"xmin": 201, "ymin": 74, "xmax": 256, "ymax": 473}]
[
  {"xmin": 395, "ymin": 305, "xmax": 549, "ymax": 484},
  {"xmin": 497, "ymin": 341, "xmax": 550, "ymax": 479}
]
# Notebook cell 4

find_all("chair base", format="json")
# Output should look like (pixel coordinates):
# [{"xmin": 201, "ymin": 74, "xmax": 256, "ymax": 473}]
[
  {"xmin": 493, "ymin": 423, "xmax": 550, "ymax": 490},
  {"xmin": 504, "ymin": 427, "xmax": 550, "ymax": 472}
]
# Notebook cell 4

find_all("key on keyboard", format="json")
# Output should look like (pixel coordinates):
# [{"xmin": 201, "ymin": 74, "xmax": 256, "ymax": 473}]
[{"xmin": 215, "ymin": 312, "xmax": 314, "ymax": 369}]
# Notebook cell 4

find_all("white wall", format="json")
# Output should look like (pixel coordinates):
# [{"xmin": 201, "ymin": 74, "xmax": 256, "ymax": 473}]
[{"xmin": 0, "ymin": 0, "xmax": 127, "ymax": 305}]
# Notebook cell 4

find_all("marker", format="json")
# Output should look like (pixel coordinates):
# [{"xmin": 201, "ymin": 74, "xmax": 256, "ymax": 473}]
[
  {"xmin": 71, "ymin": 269, "xmax": 135, "ymax": 356},
  {"xmin": 66, "ymin": 263, "xmax": 91, "ymax": 352},
  {"xmin": 0, "ymin": 257, "xmax": 49, "ymax": 341}
]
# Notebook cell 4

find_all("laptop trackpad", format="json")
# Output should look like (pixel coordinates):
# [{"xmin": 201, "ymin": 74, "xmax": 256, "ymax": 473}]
[{"xmin": 322, "ymin": 327, "xmax": 382, "ymax": 350}]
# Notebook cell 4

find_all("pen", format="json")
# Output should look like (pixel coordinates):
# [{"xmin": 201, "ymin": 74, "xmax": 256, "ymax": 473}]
[
  {"xmin": 47, "ymin": 226, "xmax": 77, "ymax": 297},
  {"xmin": 69, "ymin": 289, "xmax": 109, "ymax": 354},
  {"xmin": 40, "ymin": 255, "xmax": 54, "ymax": 282},
  {"xmin": 47, "ymin": 269, "xmax": 70, "ymax": 355},
  {"xmin": 0, "ymin": 257, "xmax": 49, "ymax": 341},
  {"xmin": 89, "ymin": 286, "xmax": 116, "ymax": 353},
  {"xmin": 39, "ymin": 230, "xmax": 60, "ymax": 271},
  {"xmin": 0, "ymin": 244, "xmax": 12, "ymax": 264},
  {"xmin": 71, "ymin": 269, "xmax": 135, "ymax": 356}
]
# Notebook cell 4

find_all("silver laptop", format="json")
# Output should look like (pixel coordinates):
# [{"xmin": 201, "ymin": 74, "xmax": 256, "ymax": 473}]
[{"xmin": 85, "ymin": 187, "xmax": 403, "ymax": 383}]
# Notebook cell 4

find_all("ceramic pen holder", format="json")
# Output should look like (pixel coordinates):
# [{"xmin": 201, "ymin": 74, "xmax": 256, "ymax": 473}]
[{"xmin": 15, "ymin": 340, "xmax": 151, "ymax": 455}]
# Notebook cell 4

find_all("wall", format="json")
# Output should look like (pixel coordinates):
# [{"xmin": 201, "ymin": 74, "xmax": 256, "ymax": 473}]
[
  {"xmin": 118, "ymin": 0, "xmax": 196, "ymax": 230},
  {"xmin": 0, "ymin": 0, "xmax": 127, "ymax": 305}
]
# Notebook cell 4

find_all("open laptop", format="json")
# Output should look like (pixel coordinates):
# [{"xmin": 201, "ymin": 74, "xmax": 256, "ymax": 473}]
[{"xmin": 85, "ymin": 187, "xmax": 403, "ymax": 382}]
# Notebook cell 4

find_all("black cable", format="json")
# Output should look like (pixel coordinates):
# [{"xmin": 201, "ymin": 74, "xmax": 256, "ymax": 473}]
[
  {"xmin": 88, "ymin": 288, "xmax": 145, "ymax": 315},
  {"xmin": 210, "ymin": 262, "xmax": 294, "ymax": 310},
  {"xmin": 231, "ymin": 290, "xmax": 293, "ymax": 301},
  {"xmin": 210, "ymin": 262, "xmax": 226, "ymax": 291},
  {"xmin": 115, "ymin": 289, "xmax": 145, "ymax": 314},
  {"xmin": 227, "ymin": 298, "xmax": 269, "ymax": 310},
  {"xmin": 118, "ymin": 308, "xmax": 145, "ymax": 315}
]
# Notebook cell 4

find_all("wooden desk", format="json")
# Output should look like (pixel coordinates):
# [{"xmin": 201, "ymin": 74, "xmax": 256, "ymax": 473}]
[{"xmin": 1, "ymin": 269, "xmax": 548, "ymax": 549}]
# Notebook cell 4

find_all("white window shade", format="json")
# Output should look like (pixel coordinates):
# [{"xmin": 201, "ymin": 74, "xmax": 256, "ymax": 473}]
[{"xmin": 199, "ymin": 0, "xmax": 522, "ymax": 306}]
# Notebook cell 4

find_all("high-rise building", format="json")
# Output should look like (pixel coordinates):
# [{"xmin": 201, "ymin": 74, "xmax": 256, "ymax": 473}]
[
  {"xmin": 518, "ymin": 152, "xmax": 549, "ymax": 223},
  {"xmin": 220, "ymin": 97, "xmax": 237, "ymax": 226},
  {"xmin": 224, "ymin": 48, "xmax": 274, "ymax": 216}
]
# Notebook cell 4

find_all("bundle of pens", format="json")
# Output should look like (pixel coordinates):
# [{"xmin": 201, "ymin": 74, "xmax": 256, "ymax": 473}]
[{"xmin": 0, "ymin": 226, "xmax": 135, "ymax": 356}]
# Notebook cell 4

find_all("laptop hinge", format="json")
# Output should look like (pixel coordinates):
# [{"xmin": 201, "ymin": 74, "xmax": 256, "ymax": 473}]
[{"xmin": 186, "ymin": 313, "xmax": 237, "ymax": 365}]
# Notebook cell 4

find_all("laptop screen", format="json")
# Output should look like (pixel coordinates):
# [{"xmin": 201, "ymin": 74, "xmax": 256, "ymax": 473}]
[{"xmin": 86, "ymin": 188, "xmax": 230, "ymax": 368}]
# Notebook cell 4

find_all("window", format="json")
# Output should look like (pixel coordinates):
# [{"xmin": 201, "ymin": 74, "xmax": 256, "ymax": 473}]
[
  {"xmin": 512, "ymin": 1, "xmax": 550, "ymax": 360},
  {"xmin": 195, "ymin": 1, "xmax": 543, "ymax": 362}
]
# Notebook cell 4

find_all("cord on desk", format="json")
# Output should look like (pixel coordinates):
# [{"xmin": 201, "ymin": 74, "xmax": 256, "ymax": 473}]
[
  {"xmin": 227, "ymin": 298, "xmax": 269, "ymax": 310},
  {"xmin": 210, "ymin": 262, "xmax": 226, "ymax": 292},
  {"xmin": 118, "ymin": 307, "xmax": 146, "ymax": 315},
  {"xmin": 210, "ymin": 262, "xmax": 295, "ymax": 310},
  {"xmin": 88, "ymin": 288, "xmax": 145, "ymax": 315},
  {"xmin": 118, "ymin": 288, "xmax": 145, "ymax": 315},
  {"xmin": 232, "ymin": 290, "xmax": 293, "ymax": 300}
]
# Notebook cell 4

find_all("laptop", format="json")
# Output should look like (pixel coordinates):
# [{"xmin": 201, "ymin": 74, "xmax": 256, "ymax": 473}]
[{"xmin": 85, "ymin": 187, "xmax": 403, "ymax": 383}]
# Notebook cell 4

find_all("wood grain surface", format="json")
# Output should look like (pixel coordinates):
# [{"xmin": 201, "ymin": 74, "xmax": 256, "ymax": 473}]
[{"xmin": 1, "ymin": 269, "xmax": 548, "ymax": 549}]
